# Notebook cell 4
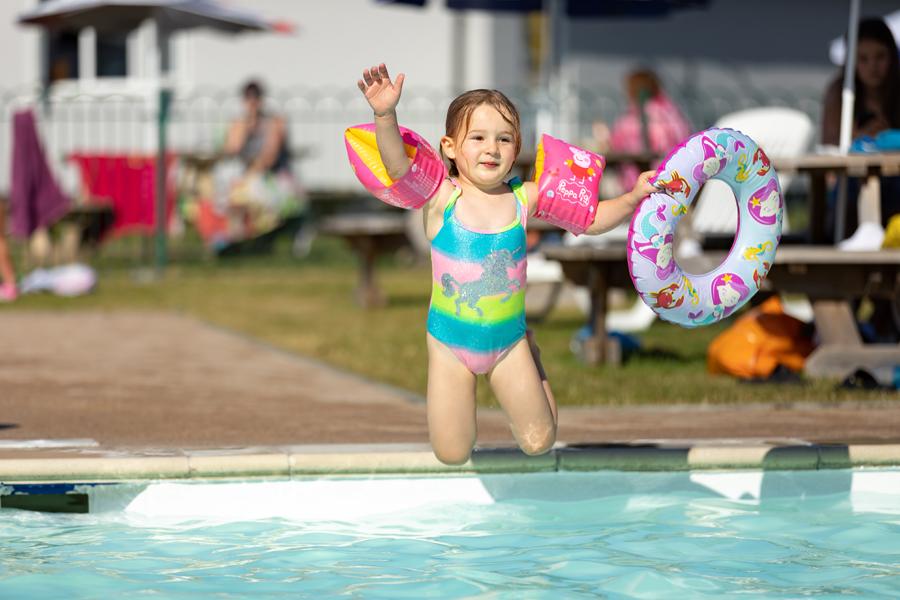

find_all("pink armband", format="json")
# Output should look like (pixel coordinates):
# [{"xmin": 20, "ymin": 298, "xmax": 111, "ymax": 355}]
[
  {"xmin": 533, "ymin": 134, "xmax": 606, "ymax": 235},
  {"xmin": 344, "ymin": 123, "xmax": 446, "ymax": 209}
]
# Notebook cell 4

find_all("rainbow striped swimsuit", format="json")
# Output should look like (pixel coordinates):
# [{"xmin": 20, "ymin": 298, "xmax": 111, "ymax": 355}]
[{"xmin": 427, "ymin": 178, "xmax": 528, "ymax": 374}]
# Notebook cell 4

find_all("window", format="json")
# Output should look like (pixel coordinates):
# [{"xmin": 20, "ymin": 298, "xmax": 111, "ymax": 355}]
[
  {"xmin": 46, "ymin": 30, "xmax": 79, "ymax": 82},
  {"xmin": 96, "ymin": 31, "xmax": 128, "ymax": 77},
  {"xmin": 44, "ymin": 29, "xmax": 129, "ymax": 82}
]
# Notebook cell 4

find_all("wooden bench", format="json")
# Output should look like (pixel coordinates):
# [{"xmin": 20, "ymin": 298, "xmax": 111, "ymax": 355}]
[{"xmin": 318, "ymin": 212, "xmax": 410, "ymax": 308}]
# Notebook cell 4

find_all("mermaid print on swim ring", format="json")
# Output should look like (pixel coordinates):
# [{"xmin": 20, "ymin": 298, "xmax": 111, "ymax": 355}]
[{"xmin": 626, "ymin": 128, "xmax": 783, "ymax": 328}]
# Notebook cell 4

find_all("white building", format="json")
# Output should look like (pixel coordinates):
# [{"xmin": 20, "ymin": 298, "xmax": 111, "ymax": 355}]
[{"xmin": 0, "ymin": 0, "xmax": 896, "ymax": 193}]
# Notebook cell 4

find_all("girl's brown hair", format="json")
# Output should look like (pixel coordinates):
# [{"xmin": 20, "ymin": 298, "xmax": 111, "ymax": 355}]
[{"xmin": 443, "ymin": 89, "xmax": 521, "ymax": 176}]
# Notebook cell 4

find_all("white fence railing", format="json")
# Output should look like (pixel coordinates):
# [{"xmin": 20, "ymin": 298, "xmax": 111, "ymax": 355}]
[{"xmin": 0, "ymin": 84, "xmax": 824, "ymax": 197}]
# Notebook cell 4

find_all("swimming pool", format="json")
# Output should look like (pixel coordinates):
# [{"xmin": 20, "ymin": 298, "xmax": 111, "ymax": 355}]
[{"xmin": 2, "ymin": 469, "xmax": 898, "ymax": 597}]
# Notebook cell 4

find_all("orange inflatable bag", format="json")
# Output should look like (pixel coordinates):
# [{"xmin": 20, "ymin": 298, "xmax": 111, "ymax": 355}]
[{"xmin": 707, "ymin": 296, "xmax": 815, "ymax": 379}]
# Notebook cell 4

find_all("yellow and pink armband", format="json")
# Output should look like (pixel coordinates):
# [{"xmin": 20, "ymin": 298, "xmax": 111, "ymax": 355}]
[
  {"xmin": 344, "ymin": 123, "xmax": 446, "ymax": 209},
  {"xmin": 345, "ymin": 125, "xmax": 605, "ymax": 234}
]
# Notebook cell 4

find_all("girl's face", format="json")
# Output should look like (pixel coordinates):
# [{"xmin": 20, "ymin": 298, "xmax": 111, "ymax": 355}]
[
  {"xmin": 442, "ymin": 104, "xmax": 518, "ymax": 189},
  {"xmin": 857, "ymin": 38, "xmax": 891, "ymax": 89}
]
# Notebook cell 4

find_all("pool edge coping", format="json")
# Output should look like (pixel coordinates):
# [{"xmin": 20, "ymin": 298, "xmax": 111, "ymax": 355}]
[{"xmin": 0, "ymin": 442, "xmax": 899, "ymax": 482}]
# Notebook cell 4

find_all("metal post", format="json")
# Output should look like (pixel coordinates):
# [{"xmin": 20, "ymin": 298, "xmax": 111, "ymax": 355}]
[
  {"xmin": 838, "ymin": 0, "xmax": 860, "ymax": 153},
  {"xmin": 836, "ymin": 0, "xmax": 861, "ymax": 242},
  {"xmin": 155, "ymin": 86, "xmax": 171, "ymax": 273},
  {"xmin": 154, "ymin": 22, "xmax": 171, "ymax": 274}
]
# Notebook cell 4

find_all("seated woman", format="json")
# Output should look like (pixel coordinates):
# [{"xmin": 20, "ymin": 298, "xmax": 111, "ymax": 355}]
[
  {"xmin": 821, "ymin": 17, "xmax": 900, "ymax": 343},
  {"xmin": 192, "ymin": 80, "xmax": 306, "ymax": 253},
  {"xmin": 821, "ymin": 17, "xmax": 900, "ymax": 244}
]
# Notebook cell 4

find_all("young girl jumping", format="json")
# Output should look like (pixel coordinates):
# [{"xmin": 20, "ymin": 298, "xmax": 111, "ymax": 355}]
[{"xmin": 356, "ymin": 64, "xmax": 656, "ymax": 465}]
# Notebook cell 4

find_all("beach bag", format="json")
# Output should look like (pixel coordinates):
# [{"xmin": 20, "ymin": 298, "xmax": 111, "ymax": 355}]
[{"xmin": 707, "ymin": 296, "xmax": 814, "ymax": 379}]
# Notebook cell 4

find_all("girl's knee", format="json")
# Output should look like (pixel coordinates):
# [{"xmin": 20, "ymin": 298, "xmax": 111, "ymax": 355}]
[
  {"xmin": 517, "ymin": 423, "xmax": 556, "ymax": 456},
  {"xmin": 430, "ymin": 435, "xmax": 474, "ymax": 465},
  {"xmin": 432, "ymin": 443, "xmax": 473, "ymax": 466}
]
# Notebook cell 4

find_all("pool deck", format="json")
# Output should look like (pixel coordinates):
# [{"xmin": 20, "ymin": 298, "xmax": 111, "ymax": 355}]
[{"xmin": 0, "ymin": 311, "xmax": 899, "ymax": 481}]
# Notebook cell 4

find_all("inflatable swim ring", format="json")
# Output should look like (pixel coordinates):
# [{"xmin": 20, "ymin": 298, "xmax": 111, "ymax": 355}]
[{"xmin": 626, "ymin": 128, "xmax": 782, "ymax": 328}]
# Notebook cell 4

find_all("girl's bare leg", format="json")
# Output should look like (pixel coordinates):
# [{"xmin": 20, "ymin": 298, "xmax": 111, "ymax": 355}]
[
  {"xmin": 426, "ymin": 334, "xmax": 478, "ymax": 465},
  {"xmin": 526, "ymin": 329, "xmax": 557, "ymax": 426},
  {"xmin": 488, "ymin": 337, "xmax": 557, "ymax": 456}
]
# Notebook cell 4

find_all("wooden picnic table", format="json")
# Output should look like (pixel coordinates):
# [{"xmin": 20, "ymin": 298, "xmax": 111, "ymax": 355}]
[
  {"xmin": 318, "ymin": 212, "xmax": 410, "ymax": 308},
  {"xmin": 540, "ymin": 245, "xmax": 632, "ymax": 364},
  {"xmin": 542, "ymin": 243, "xmax": 900, "ymax": 378},
  {"xmin": 771, "ymin": 152, "xmax": 900, "ymax": 243}
]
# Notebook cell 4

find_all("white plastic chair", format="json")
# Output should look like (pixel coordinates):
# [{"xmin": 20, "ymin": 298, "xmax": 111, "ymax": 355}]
[{"xmin": 688, "ymin": 107, "xmax": 815, "ymax": 241}]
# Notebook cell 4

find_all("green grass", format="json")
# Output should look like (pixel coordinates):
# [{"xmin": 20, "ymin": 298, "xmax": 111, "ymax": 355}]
[{"xmin": 5, "ymin": 234, "xmax": 896, "ymax": 407}]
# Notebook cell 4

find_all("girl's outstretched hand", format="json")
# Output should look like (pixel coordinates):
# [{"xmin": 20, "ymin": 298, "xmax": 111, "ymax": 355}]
[
  {"xmin": 630, "ymin": 170, "xmax": 658, "ymax": 206},
  {"xmin": 358, "ymin": 64, "xmax": 405, "ymax": 118}
]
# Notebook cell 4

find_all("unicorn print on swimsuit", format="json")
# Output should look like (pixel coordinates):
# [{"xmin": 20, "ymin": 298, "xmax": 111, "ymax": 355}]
[
  {"xmin": 441, "ymin": 249, "xmax": 521, "ymax": 317},
  {"xmin": 748, "ymin": 179, "xmax": 781, "ymax": 226},
  {"xmin": 633, "ymin": 204, "xmax": 676, "ymax": 281}
]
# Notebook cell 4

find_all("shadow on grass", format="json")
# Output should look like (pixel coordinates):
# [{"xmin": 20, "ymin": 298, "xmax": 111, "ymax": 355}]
[{"xmin": 624, "ymin": 346, "xmax": 689, "ymax": 363}]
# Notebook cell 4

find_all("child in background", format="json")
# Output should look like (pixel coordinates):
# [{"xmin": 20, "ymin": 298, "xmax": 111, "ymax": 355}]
[
  {"xmin": 609, "ymin": 68, "xmax": 691, "ymax": 191},
  {"xmin": 358, "ymin": 64, "xmax": 655, "ymax": 464}
]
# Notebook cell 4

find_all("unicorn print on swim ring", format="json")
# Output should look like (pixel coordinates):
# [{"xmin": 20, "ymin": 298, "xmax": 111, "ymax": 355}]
[
  {"xmin": 690, "ymin": 273, "xmax": 751, "ymax": 325},
  {"xmin": 748, "ymin": 179, "xmax": 781, "ymax": 226},
  {"xmin": 633, "ymin": 208, "xmax": 676, "ymax": 281},
  {"xmin": 691, "ymin": 132, "xmax": 732, "ymax": 183},
  {"xmin": 712, "ymin": 272, "xmax": 750, "ymax": 318}
]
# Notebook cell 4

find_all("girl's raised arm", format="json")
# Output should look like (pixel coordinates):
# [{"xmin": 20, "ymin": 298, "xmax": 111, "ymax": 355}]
[{"xmin": 358, "ymin": 64, "xmax": 409, "ymax": 180}]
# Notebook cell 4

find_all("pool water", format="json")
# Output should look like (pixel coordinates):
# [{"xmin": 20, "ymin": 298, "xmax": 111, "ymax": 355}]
[{"xmin": 2, "ymin": 469, "xmax": 899, "ymax": 598}]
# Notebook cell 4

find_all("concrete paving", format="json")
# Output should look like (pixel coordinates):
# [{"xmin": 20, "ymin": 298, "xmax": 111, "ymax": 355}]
[{"xmin": 0, "ymin": 311, "xmax": 898, "ymax": 461}]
